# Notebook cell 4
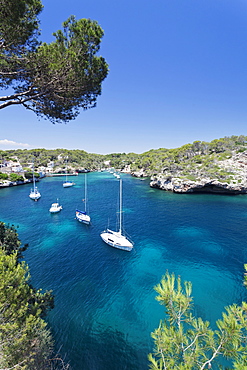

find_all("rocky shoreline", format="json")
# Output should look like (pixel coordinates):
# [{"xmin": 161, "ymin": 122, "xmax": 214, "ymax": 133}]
[
  {"xmin": 134, "ymin": 151, "xmax": 247, "ymax": 195},
  {"xmin": 149, "ymin": 177, "xmax": 247, "ymax": 194},
  {"xmin": 2, "ymin": 149, "xmax": 247, "ymax": 195}
]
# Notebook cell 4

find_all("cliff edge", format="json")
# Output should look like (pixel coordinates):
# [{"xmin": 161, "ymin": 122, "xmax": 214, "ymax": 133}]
[{"xmin": 150, "ymin": 151, "xmax": 247, "ymax": 194}]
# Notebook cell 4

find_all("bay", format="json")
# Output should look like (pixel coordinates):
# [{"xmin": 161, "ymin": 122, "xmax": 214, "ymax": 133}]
[{"xmin": 0, "ymin": 171, "xmax": 247, "ymax": 369}]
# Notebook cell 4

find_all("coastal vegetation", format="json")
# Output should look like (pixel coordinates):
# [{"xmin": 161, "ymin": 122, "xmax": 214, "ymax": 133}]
[
  {"xmin": 0, "ymin": 170, "xmax": 39, "ymax": 183},
  {"xmin": 0, "ymin": 222, "xmax": 68, "ymax": 369},
  {"xmin": 149, "ymin": 270, "xmax": 247, "ymax": 369},
  {"xmin": 131, "ymin": 135, "xmax": 247, "ymax": 180},
  {"xmin": 0, "ymin": 0, "xmax": 108, "ymax": 123},
  {"xmin": 0, "ymin": 135, "xmax": 247, "ymax": 185}
]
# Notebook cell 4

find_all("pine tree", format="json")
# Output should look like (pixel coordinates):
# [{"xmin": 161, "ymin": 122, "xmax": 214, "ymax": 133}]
[
  {"xmin": 0, "ymin": 248, "xmax": 53, "ymax": 369},
  {"xmin": 149, "ymin": 271, "xmax": 247, "ymax": 369},
  {"xmin": 0, "ymin": 222, "xmax": 58, "ymax": 369}
]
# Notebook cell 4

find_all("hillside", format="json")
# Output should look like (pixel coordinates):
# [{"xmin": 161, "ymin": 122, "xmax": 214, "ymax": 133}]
[
  {"xmin": 133, "ymin": 135, "xmax": 247, "ymax": 194},
  {"xmin": 1, "ymin": 135, "xmax": 247, "ymax": 193}
]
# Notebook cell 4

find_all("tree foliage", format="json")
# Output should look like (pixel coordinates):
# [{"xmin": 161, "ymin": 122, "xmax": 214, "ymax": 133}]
[
  {"xmin": 0, "ymin": 222, "xmax": 58, "ymax": 369},
  {"xmin": 149, "ymin": 271, "xmax": 247, "ymax": 370},
  {"xmin": 9, "ymin": 173, "xmax": 25, "ymax": 182},
  {"xmin": 0, "ymin": 0, "xmax": 108, "ymax": 123},
  {"xmin": 0, "ymin": 249, "xmax": 53, "ymax": 369},
  {"xmin": 0, "ymin": 0, "xmax": 42, "ymax": 56},
  {"xmin": 0, "ymin": 172, "xmax": 8, "ymax": 180},
  {"xmin": 0, "ymin": 221, "xmax": 27, "ymax": 258}
]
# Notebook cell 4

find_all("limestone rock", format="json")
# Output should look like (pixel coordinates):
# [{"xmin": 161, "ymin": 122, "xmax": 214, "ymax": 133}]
[{"xmin": 150, "ymin": 176, "xmax": 247, "ymax": 194}]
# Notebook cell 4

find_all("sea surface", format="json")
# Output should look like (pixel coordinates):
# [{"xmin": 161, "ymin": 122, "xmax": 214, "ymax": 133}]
[{"xmin": 0, "ymin": 172, "xmax": 247, "ymax": 369}]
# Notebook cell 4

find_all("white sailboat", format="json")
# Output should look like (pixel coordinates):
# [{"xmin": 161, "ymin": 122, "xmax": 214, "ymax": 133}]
[
  {"xmin": 100, "ymin": 179, "xmax": 133, "ymax": 251},
  {"xmin": 49, "ymin": 199, "xmax": 62, "ymax": 213},
  {"xmin": 29, "ymin": 163, "xmax": 41, "ymax": 201},
  {"xmin": 63, "ymin": 160, "xmax": 75, "ymax": 188},
  {"xmin": 76, "ymin": 173, "xmax": 90, "ymax": 224},
  {"xmin": 63, "ymin": 179, "xmax": 75, "ymax": 188}
]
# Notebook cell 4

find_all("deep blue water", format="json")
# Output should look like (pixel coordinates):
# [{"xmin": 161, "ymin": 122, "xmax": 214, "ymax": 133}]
[{"xmin": 1, "ymin": 172, "xmax": 247, "ymax": 369}]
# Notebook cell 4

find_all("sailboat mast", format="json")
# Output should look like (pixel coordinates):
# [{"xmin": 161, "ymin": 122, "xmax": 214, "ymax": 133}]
[
  {"xmin": 119, "ymin": 179, "xmax": 122, "ymax": 234},
  {"xmin": 32, "ymin": 161, "xmax": 35, "ymax": 190},
  {"xmin": 65, "ymin": 158, "xmax": 68, "ymax": 182},
  {"xmin": 85, "ymin": 173, "xmax": 87, "ymax": 213}
]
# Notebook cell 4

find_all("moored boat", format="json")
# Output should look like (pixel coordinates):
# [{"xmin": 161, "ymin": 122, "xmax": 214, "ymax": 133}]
[
  {"xmin": 100, "ymin": 179, "xmax": 133, "ymax": 251},
  {"xmin": 49, "ymin": 201, "xmax": 62, "ymax": 213},
  {"xmin": 75, "ymin": 173, "xmax": 91, "ymax": 224},
  {"xmin": 29, "ymin": 161, "xmax": 41, "ymax": 201}
]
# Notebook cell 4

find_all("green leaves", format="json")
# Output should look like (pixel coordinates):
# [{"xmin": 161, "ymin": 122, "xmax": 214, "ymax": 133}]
[
  {"xmin": 0, "ymin": 1, "xmax": 108, "ymax": 123},
  {"xmin": 149, "ymin": 271, "xmax": 247, "ymax": 370},
  {"xmin": 0, "ymin": 0, "xmax": 43, "ymax": 52},
  {"xmin": 0, "ymin": 248, "xmax": 53, "ymax": 368},
  {"xmin": 154, "ymin": 272, "xmax": 193, "ymax": 326},
  {"xmin": 60, "ymin": 16, "xmax": 104, "ymax": 53},
  {"xmin": 20, "ymin": 16, "xmax": 109, "ymax": 123},
  {"xmin": 0, "ymin": 223, "xmax": 55, "ymax": 368}
]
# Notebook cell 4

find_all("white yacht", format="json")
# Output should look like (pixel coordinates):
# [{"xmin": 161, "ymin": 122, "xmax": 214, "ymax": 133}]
[
  {"xmin": 29, "ymin": 163, "xmax": 41, "ymax": 201},
  {"xmin": 63, "ymin": 159, "xmax": 75, "ymax": 187},
  {"xmin": 63, "ymin": 180, "xmax": 75, "ymax": 188},
  {"xmin": 100, "ymin": 179, "xmax": 133, "ymax": 251},
  {"xmin": 49, "ymin": 201, "xmax": 62, "ymax": 213},
  {"xmin": 76, "ymin": 173, "xmax": 90, "ymax": 224}
]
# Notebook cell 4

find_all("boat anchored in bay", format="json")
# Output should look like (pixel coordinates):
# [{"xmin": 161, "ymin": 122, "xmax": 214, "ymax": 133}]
[
  {"xmin": 49, "ymin": 199, "xmax": 62, "ymax": 213},
  {"xmin": 76, "ymin": 173, "xmax": 91, "ymax": 225},
  {"xmin": 29, "ymin": 162, "xmax": 41, "ymax": 201},
  {"xmin": 100, "ymin": 178, "xmax": 133, "ymax": 251},
  {"xmin": 63, "ymin": 158, "xmax": 75, "ymax": 188}
]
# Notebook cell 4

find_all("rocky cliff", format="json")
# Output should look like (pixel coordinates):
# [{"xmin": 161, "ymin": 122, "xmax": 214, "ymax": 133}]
[{"xmin": 149, "ymin": 151, "xmax": 247, "ymax": 194}]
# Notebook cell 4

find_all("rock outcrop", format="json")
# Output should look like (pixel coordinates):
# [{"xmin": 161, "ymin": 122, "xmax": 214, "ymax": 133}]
[
  {"xmin": 149, "ymin": 151, "xmax": 247, "ymax": 194},
  {"xmin": 131, "ymin": 169, "xmax": 147, "ymax": 178},
  {"xmin": 150, "ymin": 177, "xmax": 247, "ymax": 194}
]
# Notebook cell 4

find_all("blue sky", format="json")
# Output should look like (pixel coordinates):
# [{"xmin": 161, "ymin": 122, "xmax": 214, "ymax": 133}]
[{"xmin": 1, "ymin": 0, "xmax": 247, "ymax": 154}]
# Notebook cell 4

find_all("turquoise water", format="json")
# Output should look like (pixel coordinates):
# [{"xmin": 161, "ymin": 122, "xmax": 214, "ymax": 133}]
[{"xmin": 1, "ymin": 172, "xmax": 247, "ymax": 369}]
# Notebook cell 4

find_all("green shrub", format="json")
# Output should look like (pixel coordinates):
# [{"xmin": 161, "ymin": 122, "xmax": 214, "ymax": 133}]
[
  {"xmin": 0, "ymin": 172, "xmax": 8, "ymax": 180},
  {"xmin": 9, "ymin": 173, "xmax": 24, "ymax": 182}
]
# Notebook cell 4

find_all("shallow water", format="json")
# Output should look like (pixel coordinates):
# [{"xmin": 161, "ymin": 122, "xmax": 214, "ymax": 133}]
[{"xmin": 0, "ymin": 172, "xmax": 247, "ymax": 369}]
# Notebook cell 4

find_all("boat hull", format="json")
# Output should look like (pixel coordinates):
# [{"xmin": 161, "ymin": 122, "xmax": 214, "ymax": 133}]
[
  {"xmin": 50, "ymin": 203, "xmax": 62, "ymax": 213},
  {"xmin": 76, "ymin": 210, "xmax": 90, "ymax": 224},
  {"xmin": 100, "ymin": 230, "xmax": 133, "ymax": 251},
  {"xmin": 63, "ymin": 182, "xmax": 75, "ymax": 188},
  {"xmin": 29, "ymin": 190, "xmax": 41, "ymax": 200}
]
